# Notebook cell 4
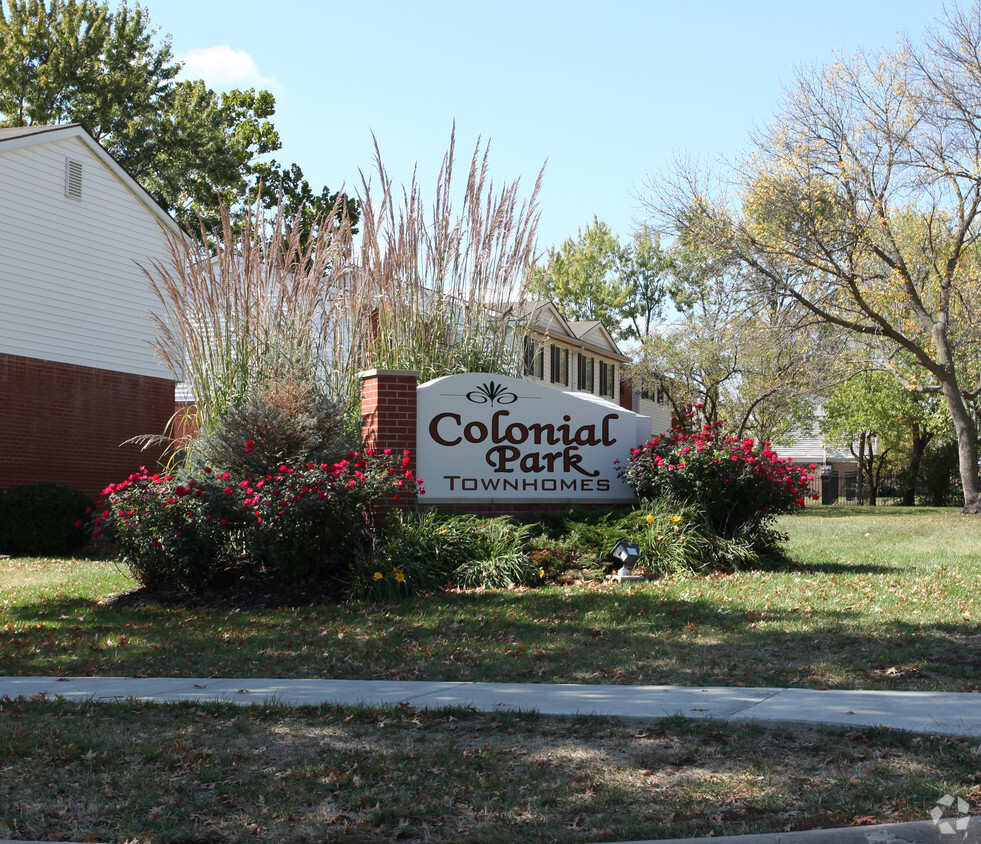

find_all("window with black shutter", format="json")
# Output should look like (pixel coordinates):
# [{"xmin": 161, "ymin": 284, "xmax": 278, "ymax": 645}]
[
  {"xmin": 524, "ymin": 336, "xmax": 544, "ymax": 378},
  {"xmin": 550, "ymin": 345, "xmax": 569, "ymax": 385},
  {"xmin": 577, "ymin": 354, "xmax": 594, "ymax": 392},
  {"xmin": 599, "ymin": 362, "xmax": 616, "ymax": 398}
]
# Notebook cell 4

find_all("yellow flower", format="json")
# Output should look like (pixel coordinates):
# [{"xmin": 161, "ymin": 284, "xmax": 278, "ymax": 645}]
[
  {"xmin": 539, "ymin": 568, "xmax": 546, "ymax": 578},
  {"xmin": 395, "ymin": 571, "xmax": 406, "ymax": 583},
  {"xmin": 373, "ymin": 571, "xmax": 383, "ymax": 581},
  {"xmin": 646, "ymin": 514, "xmax": 655, "ymax": 523},
  {"xmin": 670, "ymin": 515, "xmax": 682, "ymax": 523}
]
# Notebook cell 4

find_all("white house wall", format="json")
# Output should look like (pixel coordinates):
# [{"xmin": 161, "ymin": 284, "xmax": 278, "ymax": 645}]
[
  {"xmin": 638, "ymin": 396, "xmax": 672, "ymax": 438},
  {"xmin": 0, "ymin": 135, "xmax": 173, "ymax": 379}
]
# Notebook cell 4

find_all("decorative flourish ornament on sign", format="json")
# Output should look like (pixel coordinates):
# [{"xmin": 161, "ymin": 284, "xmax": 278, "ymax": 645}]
[{"xmin": 466, "ymin": 381, "xmax": 518, "ymax": 406}]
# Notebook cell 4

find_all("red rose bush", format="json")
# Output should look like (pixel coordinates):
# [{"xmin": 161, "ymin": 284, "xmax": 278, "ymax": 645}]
[
  {"xmin": 96, "ymin": 448, "xmax": 421, "ymax": 594},
  {"xmin": 618, "ymin": 421, "xmax": 815, "ymax": 555}
]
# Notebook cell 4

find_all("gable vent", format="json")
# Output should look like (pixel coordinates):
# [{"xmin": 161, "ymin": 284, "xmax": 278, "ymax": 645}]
[{"xmin": 64, "ymin": 158, "xmax": 83, "ymax": 199}]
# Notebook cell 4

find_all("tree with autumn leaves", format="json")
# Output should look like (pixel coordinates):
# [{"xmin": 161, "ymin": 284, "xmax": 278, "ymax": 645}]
[{"xmin": 646, "ymin": 4, "xmax": 981, "ymax": 512}]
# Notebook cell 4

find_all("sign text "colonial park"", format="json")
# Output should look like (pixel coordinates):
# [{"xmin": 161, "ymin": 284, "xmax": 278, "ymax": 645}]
[{"xmin": 416, "ymin": 374, "xmax": 651, "ymax": 502}]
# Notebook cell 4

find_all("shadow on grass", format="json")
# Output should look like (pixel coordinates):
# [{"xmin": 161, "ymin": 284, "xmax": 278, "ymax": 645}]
[
  {"xmin": 790, "ymin": 506, "xmax": 961, "ymax": 519},
  {"xmin": 4, "ymin": 588, "xmax": 979, "ymax": 691},
  {"xmin": 3, "ymin": 697, "xmax": 974, "ymax": 844},
  {"xmin": 758, "ymin": 558, "xmax": 900, "ymax": 576}
]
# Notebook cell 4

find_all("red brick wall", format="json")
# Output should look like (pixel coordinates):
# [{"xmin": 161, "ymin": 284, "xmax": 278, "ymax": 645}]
[
  {"xmin": 619, "ymin": 378, "xmax": 634, "ymax": 411},
  {"xmin": 360, "ymin": 370, "xmax": 419, "ymax": 455},
  {"xmin": 360, "ymin": 369, "xmax": 420, "ymax": 517},
  {"xmin": 0, "ymin": 353, "xmax": 175, "ymax": 501},
  {"xmin": 172, "ymin": 401, "xmax": 199, "ymax": 446}
]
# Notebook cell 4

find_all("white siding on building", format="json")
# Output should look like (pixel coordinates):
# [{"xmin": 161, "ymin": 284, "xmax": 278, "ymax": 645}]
[
  {"xmin": 0, "ymin": 132, "xmax": 175, "ymax": 379},
  {"xmin": 771, "ymin": 406, "xmax": 855, "ymax": 465},
  {"xmin": 638, "ymin": 396, "xmax": 672, "ymax": 438}
]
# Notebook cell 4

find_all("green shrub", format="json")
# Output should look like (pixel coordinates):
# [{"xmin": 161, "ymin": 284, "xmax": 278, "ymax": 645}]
[
  {"xmin": 525, "ymin": 538, "xmax": 589, "ymax": 583},
  {"xmin": 354, "ymin": 510, "xmax": 476, "ymax": 600},
  {"xmin": 253, "ymin": 459, "xmax": 398, "ymax": 592},
  {"xmin": 451, "ymin": 518, "xmax": 538, "ymax": 589},
  {"xmin": 190, "ymin": 363, "xmax": 354, "ymax": 478},
  {"xmin": 96, "ymin": 471, "xmax": 241, "ymax": 589},
  {"xmin": 632, "ymin": 500, "xmax": 756, "ymax": 575},
  {"xmin": 521, "ymin": 503, "xmax": 759, "ymax": 578},
  {"xmin": 0, "ymin": 484, "xmax": 94, "ymax": 557}
]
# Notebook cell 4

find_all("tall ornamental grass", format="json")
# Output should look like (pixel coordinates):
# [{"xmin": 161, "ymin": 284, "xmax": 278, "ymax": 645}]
[
  {"xmin": 146, "ymin": 199, "xmax": 353, "ymax": 439},
  {"xmin": 146, "ymin": 129, "xmax": 544, "ymax": 457},
  {"xmin": 351, "ymin": 131, "xmax": 544, "ymax": 383}
]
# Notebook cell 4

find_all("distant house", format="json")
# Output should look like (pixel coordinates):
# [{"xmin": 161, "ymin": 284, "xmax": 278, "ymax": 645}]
[
  {"xmin": 772, "ymin": 405, "xmax": 859, "ymax": 504},
  {"xmin": 519, "ymin": 301, "xmax": 670, "ymax": 436},
  {"xmin": 0, "ymin": 124, "xmax": 181, "ymax": 500}
]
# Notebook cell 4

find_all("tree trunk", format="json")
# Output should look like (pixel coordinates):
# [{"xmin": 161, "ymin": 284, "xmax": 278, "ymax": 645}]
[
  {"xmin": 868, "ymin": 448, "xmax": 878, "ymax": 506},
  {"xmin": 935, "ymin": 357, "xmax": 981, "ymax": 513},
  {"xmin": 954, "ymin": 418, "xmax": 981, "ymax": 513},
  {"xmin": 867, "ymin": 436, "xmax": 881, "ymax": 507},
  {"xmin": 853, "ymin": 432, "xmax": 867, "ymax": 506},
  {"xmin": 902, "ymin": 429, "xmax": 933, "ymax": 506},
  {"xmin": 870, "ymin": 447, "xmax": 890, "ymax": 507}
]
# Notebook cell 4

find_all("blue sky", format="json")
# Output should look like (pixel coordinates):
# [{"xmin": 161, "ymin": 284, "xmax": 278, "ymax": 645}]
[{"xmin": 151, "ymin": 0, "xmax": 954, "ymax": 253}]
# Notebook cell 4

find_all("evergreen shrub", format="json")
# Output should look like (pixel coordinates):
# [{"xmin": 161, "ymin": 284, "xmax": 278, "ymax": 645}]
[
  {"xmin": 0, "ymin": 484, "xmax": 94, "ymax": 556},
  {"xmin": 190, "ymin": 364, "xmax": 354, "ymax": 477}
]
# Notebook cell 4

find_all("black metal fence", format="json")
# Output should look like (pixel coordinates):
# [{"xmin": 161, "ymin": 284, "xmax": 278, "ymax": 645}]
[{"xmin": 805, "ymin": 471, "xmax": 903, "ymax": 507}]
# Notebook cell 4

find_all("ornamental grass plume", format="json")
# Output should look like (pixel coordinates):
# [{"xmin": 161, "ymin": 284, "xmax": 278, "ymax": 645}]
[
  {"xmin": 347, "ymin": 127, "xmax": 544, "ymax": 383},
  {"xmin": 145, "ymin": 194, "xmax": 355, "ymax": 445},
  {"xmin": 144, "ymin": 128, "xmax": 544, "ymax": 465}
]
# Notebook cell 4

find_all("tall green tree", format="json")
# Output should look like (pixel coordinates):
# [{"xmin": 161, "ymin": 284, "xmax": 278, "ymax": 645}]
[
  {"xmin": 534, "ymin": 218, "xmax": 673, "ymax": 344},
  {"xmin": 622, "ymin": 225, "xmax": 675, "ymax": 341},
  {"xmin": 0, "ymin": 0, "xmax": 356, "ymax": 232},
  {"xmin": 821, "ymin": 372, "xmax": 903, "ymax": 506},
  {"xmin": 821, "ymin": 361, "xmax": 951, "ymax": 505},
  {"xmin": 647, "ymin": 3, "xmax": 981, "ymax": 512},
  {"xmin": 0, "ymin": 0, "xmax": 175, "ymax": 134}
]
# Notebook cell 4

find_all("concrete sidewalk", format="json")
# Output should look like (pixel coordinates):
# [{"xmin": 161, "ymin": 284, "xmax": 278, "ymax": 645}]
[
  {"xmin": 2, "ymin": 676, "xmax": 980, "ymax": 737},
  {"xmin": 627, "ymin": 816, "xmax": 981, "ymax": 842}
]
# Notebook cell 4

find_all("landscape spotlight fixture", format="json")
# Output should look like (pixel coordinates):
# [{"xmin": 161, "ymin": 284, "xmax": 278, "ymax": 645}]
[{"xmin": 609, "ymin": 539, "xmax": 640, "ymax": 577}]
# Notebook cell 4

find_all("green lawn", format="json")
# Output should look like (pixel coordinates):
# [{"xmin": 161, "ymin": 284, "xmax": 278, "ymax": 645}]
[
  {"xmin": 2, "ymin": 699, "xmax": 978, "ymax": 843},
  {"xmin": 2, "ymin": 506, "xmax": 980, "ymax": 842},
  {"xmin": 2, "ymin": 507, "xmax": 979, "ymax": 691}
]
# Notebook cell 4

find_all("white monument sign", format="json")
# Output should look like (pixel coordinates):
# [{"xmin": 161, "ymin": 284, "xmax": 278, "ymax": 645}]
[{"xmin": 416, "ymin": 373, "xmax": 651, "ymax": 502}]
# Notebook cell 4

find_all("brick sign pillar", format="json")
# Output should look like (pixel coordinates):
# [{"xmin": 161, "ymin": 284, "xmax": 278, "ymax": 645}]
[{"xmin": 360, "ymin": 369, "xmax": 420, "ymax": 517}]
